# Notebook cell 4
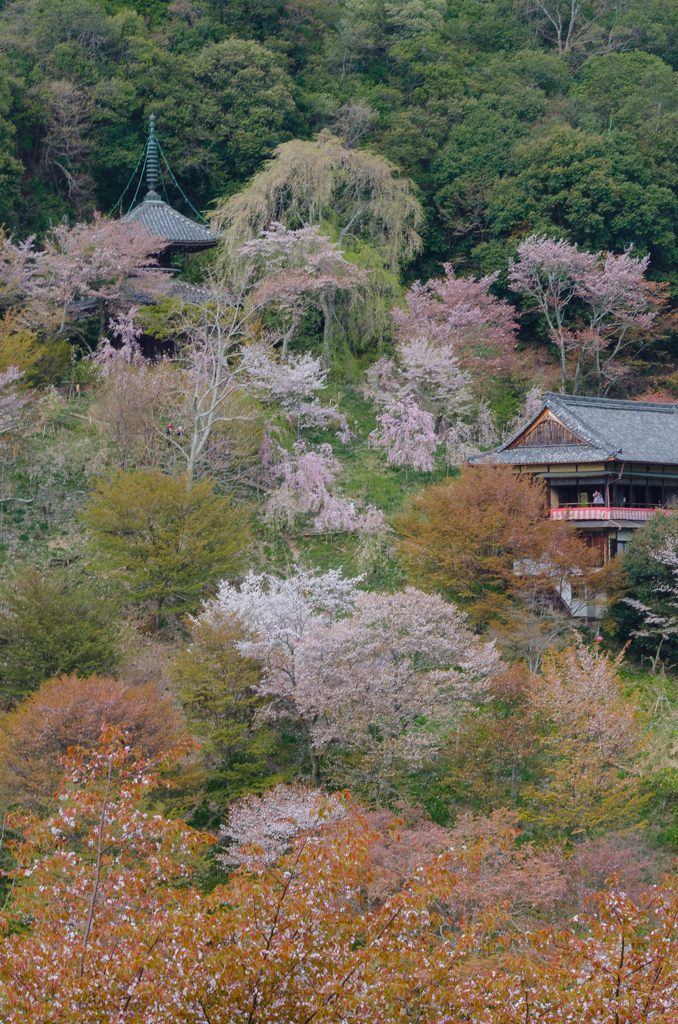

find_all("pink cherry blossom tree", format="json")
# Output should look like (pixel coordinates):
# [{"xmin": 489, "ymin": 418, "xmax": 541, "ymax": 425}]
[
  {"xmin": 199, "ymin": 566, "xmax": 361, "ymax": 785},
  {"xmin": 365, "ymin": 338, "xmax": 471, "ymax": 431},
  {"xmin": 575, "ymin": 247, "xmax": 657, "ymax": 395},
  {"xmin": 312, "ymin": 495, "xmax": 387, "ymax": 538},
  {"xmin": 398, "ymin": 338, "xmax": 471, "ymax": 423},
  {"xmin": 45, "ymin": 215, "xmax": 160, "ymax": 336},
  {"xmin": 263, "ymin": 438, "xmax": 386, "ymax": 536},
  {"xmin": 393, "ymin": 263, "xmax": 520, "ymax": 375},
  {"xmin": 508, "ymin": 235, "xmax": 595, "ymax": 394},
  {"xmin": 364, "ymin": 333, "xmax": 493, "ymax": 471},
  {"xmin": 509, "ymin": 234, "xmax": 658, "ymax": 395},
  {"xmin": 289, "ymin": 588, "xmax": 499, "ymax": 793},
  {"xmin": 0, "ymin": 216, "xmax": 160, "ymax": 337},
  {"xmin": 91, "ymin": 308, "xmax": 147, "ymax": 377},
  {"xmin": 264, "ymin": 441, "xmax": 339, "ymax": 529},
  {"xmin": 243, "ymin": 345, "xmax": 327, "ymax": 407},
  {"xmin": 240, "ymin": 223, "xmax": 365, "ymax": 364},
  {"xmin": 242, "ymin": 343, "xmax": 348, "ymax": 438},
  {"xmin": 369, "ymin": 396, "xmax": 437, "ymax": 476},
  {"xmin": 0, "ymin": 233, "xmax": 47, "ymax": 311}
]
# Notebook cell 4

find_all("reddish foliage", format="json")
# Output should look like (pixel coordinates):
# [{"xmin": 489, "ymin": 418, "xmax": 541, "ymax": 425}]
[
  {"xmin": 634, "ymin": 387, "xmax": 676, "ymax": 403},
  {"xmin": 0, "ymin": 674, "xmax": 187, "ymax": 809},
  {"xmin": 364, "ymin": 805, "xmax": 566, "ymax": 923},
  {"xmin": 3, "ymin": 740, "xmax": 678, "ymax": 1022},
  {"xmin": 566, "ymin": 834, "xmax": 662, "ymax": 909}
]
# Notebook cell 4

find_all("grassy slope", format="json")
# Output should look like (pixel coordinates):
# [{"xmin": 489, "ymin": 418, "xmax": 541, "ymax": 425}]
[{"xmin": 255, "ymin": 383, "xmax": 454, "ymax": 586}]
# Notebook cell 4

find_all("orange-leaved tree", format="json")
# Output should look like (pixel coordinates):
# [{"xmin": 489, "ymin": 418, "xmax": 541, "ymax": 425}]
[
  {"xmin": 0, "ymin": 727, "xmax": 208, "ymax": 1023},
  {"xmin": 453, "ymin": 878, "xmax": 678, "ymax": 1023},
  {"xmin": 2, "ymin": 737, "xmax": 678, "ymax": 1022},
  {"xmin": 0, "ymin": 733, "xmax": 481, "ymax": 1023},
  {"xmin": 0, "ymin": 674, "xmax": 188, "ymax": 811},
  {"xmin": 396, "ymin": 462, "xmax": 591, "ymax": 626}
]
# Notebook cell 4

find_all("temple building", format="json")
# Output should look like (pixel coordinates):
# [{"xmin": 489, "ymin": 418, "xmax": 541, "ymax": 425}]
[
  {"xmin": 470, "ymin": 393, "xmax": 678, "ymax": 612},
  {"xmin": 123, "ymin": 114, "xmax": 217, "ymax": 266}
]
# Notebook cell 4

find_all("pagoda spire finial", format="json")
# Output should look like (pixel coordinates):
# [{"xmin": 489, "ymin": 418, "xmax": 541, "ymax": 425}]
[{"xmin": 145, "ymin": 113, "xmax": 160, "ymax": 201}]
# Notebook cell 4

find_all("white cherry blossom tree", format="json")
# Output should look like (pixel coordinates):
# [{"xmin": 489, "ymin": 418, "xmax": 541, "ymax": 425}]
[
  {"xmin": 218, "ymin": 783, "xmax": 346, "ymax": 866},
  {"xmin": 200, "ymin": 572, "xmax": 498, "ymax": 786}
]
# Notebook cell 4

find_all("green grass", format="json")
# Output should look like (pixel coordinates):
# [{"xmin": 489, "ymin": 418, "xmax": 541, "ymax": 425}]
[
  {"xmin": 248, "ymin": 384, "xmax": 455, "ymax": 584},
  {"xmin": 2, "ymin": 382, "xmax": 446, "ymax": 601}
]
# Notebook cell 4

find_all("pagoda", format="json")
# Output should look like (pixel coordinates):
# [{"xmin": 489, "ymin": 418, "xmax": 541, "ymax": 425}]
[{"xmin": 123, "ymin": 114, "xmax": 217, "ymax": 266}]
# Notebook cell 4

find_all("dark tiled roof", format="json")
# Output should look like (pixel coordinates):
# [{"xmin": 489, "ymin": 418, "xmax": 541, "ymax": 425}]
[
  {"xmin": 470, "ymin": 393, "xmax": 678, "ymax": 466},
  {"xmin": 124, "ymin": 271, "xmax": 212, "ymax": 305},
  {"xmin": 124, "ymin": 196, "xmax": 217, "ymax": 247}
]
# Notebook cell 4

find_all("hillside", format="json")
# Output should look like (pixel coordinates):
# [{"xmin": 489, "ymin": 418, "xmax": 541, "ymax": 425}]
[
  {"xmin": 1, "ymin": 0, "xmax": 678, "ymax": 293},
  {"xmin": 2, "ymin": 0, "xmax": 678, "ymax": 1019}
]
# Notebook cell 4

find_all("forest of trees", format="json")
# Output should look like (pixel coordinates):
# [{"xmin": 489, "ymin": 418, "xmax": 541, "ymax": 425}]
[
  {"xmin": 2, "ymin": 0, "xmax": 678, "ymax": 1019},
  {"xmin": 2, "ymin": 0, "xmax": 678, "ymax": 287}
]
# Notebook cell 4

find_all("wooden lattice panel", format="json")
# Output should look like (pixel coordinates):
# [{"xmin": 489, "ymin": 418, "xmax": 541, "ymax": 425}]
[{"xmin": 510, "ymin": 412, "xmax": 588, "ymax": 448}]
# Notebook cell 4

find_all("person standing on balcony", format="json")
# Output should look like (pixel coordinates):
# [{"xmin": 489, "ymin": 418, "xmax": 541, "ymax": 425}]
[{"xmin": 592, "ymin": 490, "xmax": 604, "ymax": 505}]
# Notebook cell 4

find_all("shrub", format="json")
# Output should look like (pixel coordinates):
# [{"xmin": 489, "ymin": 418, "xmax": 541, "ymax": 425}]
[
  {"xmin": 80, "ymin": 470, "xmax": 251, "ymax": 625},
  {"xmin": 0, "ymin": 569, "xmax": 120, "ymax": 698}
]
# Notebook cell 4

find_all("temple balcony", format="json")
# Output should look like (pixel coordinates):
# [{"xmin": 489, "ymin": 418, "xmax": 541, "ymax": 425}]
[{"xmin": 550, "ymin": 506, "xmax": 668, "ymax": 522}]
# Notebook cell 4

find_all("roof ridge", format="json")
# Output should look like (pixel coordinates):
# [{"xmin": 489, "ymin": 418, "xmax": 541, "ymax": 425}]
[
  {"xmin": 543, "ymin": 392, "xmax": 678, "ymax": 413},
  {"xmin": 543, "ymin": 396, "xmax": 611, "ymax": 451}
]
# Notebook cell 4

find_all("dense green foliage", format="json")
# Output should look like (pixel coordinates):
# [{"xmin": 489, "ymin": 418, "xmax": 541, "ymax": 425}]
[
  {"xmin": 170, "ymin": 615, "xmax": 300, "ymax": 805},
  {"xmin": 3, "ymin": 0, "xmax": 678, "ymax": 294},
  {"xmin": 80, "ymin": 469, "xmax": 251, "ymax": 618},
  {"xmin": 0, "ymin": 568, "xmax": 120, "ymax": 696},
  {"xmin": 607, "ymin": 514, "xmax": 678, "ymax": 662}
]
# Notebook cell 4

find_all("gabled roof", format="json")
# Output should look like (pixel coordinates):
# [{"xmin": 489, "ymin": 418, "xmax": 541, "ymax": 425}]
[{"xmin": 470, "ymin": 393, "xmax": 678, "ymax": 466}]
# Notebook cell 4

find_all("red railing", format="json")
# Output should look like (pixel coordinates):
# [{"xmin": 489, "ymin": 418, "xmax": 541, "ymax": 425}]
[{"xmin": 550, "ymin": 506, "xmax": 665, "ymax": 522}]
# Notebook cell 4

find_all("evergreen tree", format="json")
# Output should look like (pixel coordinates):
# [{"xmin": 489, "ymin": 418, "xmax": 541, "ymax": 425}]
[
  {"xmin": 0, "ymin": 569, "xmax": 120, "ymax": 698},
  {"xmin": 80, "ymin": 470, "xmax": 250, "ymax": 626}
]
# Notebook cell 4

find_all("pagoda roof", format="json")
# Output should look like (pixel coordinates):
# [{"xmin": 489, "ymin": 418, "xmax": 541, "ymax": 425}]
[
  {"xmin": 121, "ymin": 113, "xmax": 217, "ymax": 254},
  {"xmin": 124, "ymin": 194, "xmax": 218, "ymax": 250}
]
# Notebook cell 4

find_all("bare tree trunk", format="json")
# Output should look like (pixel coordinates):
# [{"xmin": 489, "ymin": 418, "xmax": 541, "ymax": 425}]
[
  {"xmin": 98, "ymin": 298, "xmax": 106, "ymax": 340},
  {"xmin": 281, "ymin": 312, "xmax": 301, "ymax": 362},
  {"xmin": 310, "ymin": 752, "xmax": 322, "ymax": 788},
  {"xmin": 573, "ymin": 347, "xmax": 587, "ymax": 396},
  {"xmin": 320, "ymin": 285, "xmax": 336, "ymax": 371},
  {"xmin": 556, "ymin": 329, "xmax": 567, "ymax": 394},
  {"xmin": 79, "ymin": 760, "xmax": 112, "ymax": 978},
  {"xmin": 300, "ymin": 719, "xmax": 322, "ymax": 786},
  {"xmin": 160, "ymin": 284, "xmax": 263, "ymax": 492}
]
